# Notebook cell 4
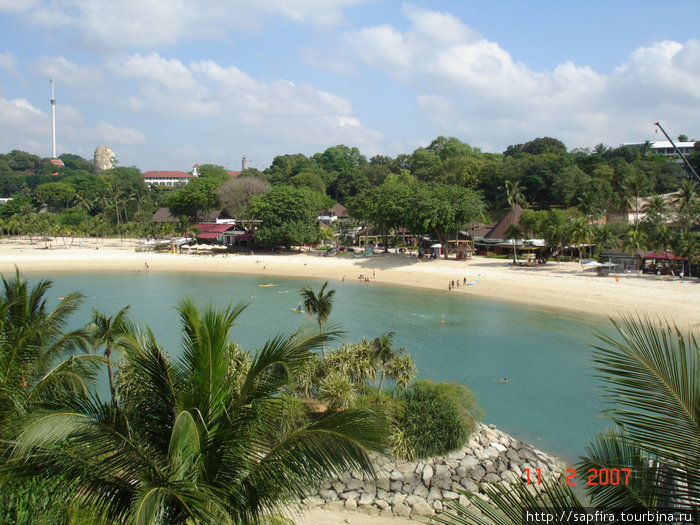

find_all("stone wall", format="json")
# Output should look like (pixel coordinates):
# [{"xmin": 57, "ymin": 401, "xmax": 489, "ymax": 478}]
[{"xmin": 299, "ymin": 423, "xmax": 566, "ymax": 520}]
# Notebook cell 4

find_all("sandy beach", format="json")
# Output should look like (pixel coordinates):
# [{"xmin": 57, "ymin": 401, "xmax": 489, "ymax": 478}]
[{"xmin": 1, "ymin": 237, "xmax": 697, "ymax": 330}]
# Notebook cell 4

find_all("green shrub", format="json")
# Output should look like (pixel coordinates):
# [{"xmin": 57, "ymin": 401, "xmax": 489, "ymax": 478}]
[
  {"xmin": 485, "ymin": 252, "xmax": 509, "ymax": 259},
  {"xmin": 272, "ymin": 395, "xmax": 312, "ymax": 440},
  {"xmin": 394, "ymin": 380, "xmax": 482, "ymax": 459}
]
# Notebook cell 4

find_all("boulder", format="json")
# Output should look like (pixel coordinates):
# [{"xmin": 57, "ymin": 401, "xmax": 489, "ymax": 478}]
[
  {"xmin": 411, "ymin": 501, "xmax": 435, "ymax": 517},
  {"xmin": 422, "ymin": 464, "xmax": 434, "ymax": 484}
]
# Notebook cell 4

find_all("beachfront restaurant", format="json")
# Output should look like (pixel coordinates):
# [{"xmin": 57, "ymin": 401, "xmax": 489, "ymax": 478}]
[{"xmin": 641, "ymin": 251, "xmax": 688, "ymax": 276}]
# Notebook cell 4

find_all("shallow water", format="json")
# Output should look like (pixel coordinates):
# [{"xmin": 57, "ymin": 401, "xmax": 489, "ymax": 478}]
[{"xmin": 36, "ymin": 270, "xmax": 610, "ymax": 462}]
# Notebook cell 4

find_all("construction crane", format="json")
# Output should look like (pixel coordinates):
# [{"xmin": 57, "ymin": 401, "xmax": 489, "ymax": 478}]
[{"xmin": 654, "ymin": 121, "xmax": 700, "ymax": 184}]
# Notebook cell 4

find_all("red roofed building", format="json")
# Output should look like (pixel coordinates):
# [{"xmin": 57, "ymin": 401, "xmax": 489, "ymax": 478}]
[
  {"xmin": 143, "ymin": 171, "xmax": 192, "ymax": 187},
  {"xmin": 196, "ymin": 222, "xmax": 250, "ymax": 246}
]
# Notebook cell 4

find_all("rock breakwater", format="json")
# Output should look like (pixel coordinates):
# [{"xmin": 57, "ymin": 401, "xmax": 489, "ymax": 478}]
[{"xmin": 299, "ymin": 423, "xmax": 566, "ymax": 520}]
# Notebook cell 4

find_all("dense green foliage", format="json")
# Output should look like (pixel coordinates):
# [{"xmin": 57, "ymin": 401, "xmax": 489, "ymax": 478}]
[
  {"xmin": 0, "ymin": 135, "xmax": 696, "ymax": 260},
  {"xmin": 0, "ymin": 275, "xmax": 387, "ymax": 524},
  {"xmin": 394, "ymin": 380, "xmax": 482, "ymax": 459}
]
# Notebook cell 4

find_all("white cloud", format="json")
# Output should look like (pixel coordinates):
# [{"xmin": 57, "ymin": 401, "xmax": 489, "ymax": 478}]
[
  {"xmin": 336, "ymin": 5, "xmax": 700, "ymax": 151},
  {"xmin": 0, "ymin": 52, "xmax": 20, "ymax": 80},
  {"xmin": 0, "ymin": 97, "xmax": 49, "ymax": 154},
  {"xmin": 30, "ymin": 56, "xmax": 105, "ymax": 90},
  {"xmin": 11, "ymin": 0, "xmax": 372, "ymax": 50},
  {"xmin": 0, "ymin": 0, "xmax": 41, "ymax": 12}
]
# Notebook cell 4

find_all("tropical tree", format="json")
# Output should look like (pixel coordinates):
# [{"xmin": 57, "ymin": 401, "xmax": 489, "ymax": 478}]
[
  {"xmin": 674, "ymin": 231, "xmax": 699, "ymax": 277},
  {"xmin": 370, "ymin": 332, "xmax": 416, "ymax": 394},
  {"xmin": 85, "ymin": 306, "xmax": 130, "ymax": 406},
  {"xmin": 592, "ymin": 224, "xmax": 618, "ymax": 256},
  {"xmin": 0, "ymin": 269, "xmax": 95, "ymax": 436},
  {"xmin": 5, "ymin": 300, "xmax": 385, "ymax": 523},
  {"xmin": 300, "ymin": 281, "xmax": 336, "ymax": 358},
  {"xmin": 673, "ymin": 179, "xmax": 698, "ymax": 232},
  {"xmin": 503, "ymin": 224, "xmax": 524, "ymax": 264},
  {"xmin": 502, "ymin": 179, "xmax": 527, "ymax": 224},
  {"xmin": 622, "ymin": 228, "xmax": 647, "ymax": 272},
  {"xmin": 436, "ymin": 316, "xmax": 700, "ymax": 523},
  {"xmin": 642, "ymin": 194, "xmax": 668, "ymax": 225},
  {"xmin": 568, "ymin": 217, "xmax": 593, "ymax": 263}
]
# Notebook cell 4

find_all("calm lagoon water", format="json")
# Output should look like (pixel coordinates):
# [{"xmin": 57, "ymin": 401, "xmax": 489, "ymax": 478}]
[{"xmin": 35, "ymin": 270, "xmax": 611, "ymax": 463}]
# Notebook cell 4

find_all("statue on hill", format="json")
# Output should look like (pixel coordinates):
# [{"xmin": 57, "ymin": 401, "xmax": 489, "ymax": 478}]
[{"xmin": 94, "ymin": 145, "xmax": 116, "ymax": 172}]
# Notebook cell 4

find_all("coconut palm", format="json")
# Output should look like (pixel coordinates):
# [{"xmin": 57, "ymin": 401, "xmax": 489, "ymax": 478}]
[
  {"xmin": 623, "ymin": 172, "xmax": 650, "ymax": 227},
  {"xmin": 6, "ymin": 299, "xmax": 385, "ymax": 524},
  {"xmin": 503, "ymin": 224, "xmax": 524, "ymax": 264},
  {"xmin": 300, "ymin": 281, "xmax": 336, "ymax": 358},
  {"xmin": 674, "ymin": 231, "xmax": 699, "ymax": 277},
  {"xmin": 85, "ymin": 306, "xmax": 130, "ymax": 406},
  {"xmin": 370, "ymin": 332, "xmax": 416, "ymax": 394},
  {"xmin": 642, "ymin": 194, "xmax": 668, "ymax": 225},
  {"xmin": 435, "ymin": 316, "xmax": 700, "ymax": 523},
  {"xmin": 622, "ymin": 227, "xmax": 647, "ymax": 273},
  {"xmin": 502, "ymin": 180, "xmax": 527, "ymax": 225},
  {"xmin": 0, "ymin": 269, "xmax": 96, "ymax": 436},
  {"xmin": 673, "ymin": 179, "xmax": 698, "ymax": 232},
  {"xmin": 568, "ymin": 217, "xmax": 592, "ymax": 263},
  {"xmin": 592, "ymin": 224, "xmax": 617, "ymax": 256}
]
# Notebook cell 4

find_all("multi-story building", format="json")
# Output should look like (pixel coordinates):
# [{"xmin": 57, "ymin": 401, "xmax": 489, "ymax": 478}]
[{"xmin": 623, "ymin": 141, "xmax": 696, "ymax": 158}]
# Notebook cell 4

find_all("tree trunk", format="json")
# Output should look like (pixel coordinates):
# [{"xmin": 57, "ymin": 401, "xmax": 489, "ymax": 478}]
[
  {"xmin": 319, "ymin": 321, "xmax": 326, "ymax": 358},
  {"xmin": 378, "ymin": 371, "xmax": 385, "ymax": 394},
  {"xmin": 106, "ymin": 347, "xmax": 117, "ymax": 407}
]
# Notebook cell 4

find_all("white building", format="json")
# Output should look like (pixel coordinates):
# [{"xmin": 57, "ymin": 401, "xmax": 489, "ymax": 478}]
[
  {"xmin": 143, "ymin": 170, "xmax": 193, "ymax": 187},
  {"xmin": 624, "ymin": 141, "xmax": 696, "ymax": 158}
]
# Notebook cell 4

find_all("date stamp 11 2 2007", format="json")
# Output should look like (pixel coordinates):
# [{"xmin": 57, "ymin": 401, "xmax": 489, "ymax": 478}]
[{"xmin": 524, "ymin": 467, "xmax": 631, "ymax": 486}]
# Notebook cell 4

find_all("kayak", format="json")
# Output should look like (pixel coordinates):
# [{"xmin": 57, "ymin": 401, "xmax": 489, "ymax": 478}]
[{"xmin": 292, "ymin": 308, "xmax": 305, "ymax": 314}]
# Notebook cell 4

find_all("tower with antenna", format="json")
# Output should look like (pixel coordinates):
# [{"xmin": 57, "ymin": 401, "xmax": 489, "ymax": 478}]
[{"xmin": 50, "ymin": 77, "xmax": 57, "ymax": 158}]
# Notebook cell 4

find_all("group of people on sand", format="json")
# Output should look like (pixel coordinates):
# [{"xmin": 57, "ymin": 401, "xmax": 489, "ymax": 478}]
[
  {"xmin": 448, "ymin": 277, "xmax": 467, "ymax": 291},
  {"xmin": 358, "ymin": 270, "xmax": 375, "ymax": 283}
]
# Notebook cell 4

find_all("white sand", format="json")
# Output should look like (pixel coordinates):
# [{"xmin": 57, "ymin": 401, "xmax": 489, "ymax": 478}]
[
  {"xmin": 2, "ymin": 237, "xmax": 697, "ymax": 524},
  {"xmin": 1, "ymin": 237, "xmax": 697, "ymax": 330}
]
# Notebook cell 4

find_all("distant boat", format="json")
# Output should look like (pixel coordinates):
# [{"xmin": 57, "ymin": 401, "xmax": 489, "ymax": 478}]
[
  {"xmin": 258, "ymin": 283, "xmax": 275, "ymax": 287},
  {"xmin": 292, "ymin": 307, "xmax": 305, "ymax": 314}
]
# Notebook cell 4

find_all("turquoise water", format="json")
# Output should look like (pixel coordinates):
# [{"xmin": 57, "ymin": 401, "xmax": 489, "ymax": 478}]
[{"xmin": 34, "ymin": 270, "xmax": 610, "ymax": 463}]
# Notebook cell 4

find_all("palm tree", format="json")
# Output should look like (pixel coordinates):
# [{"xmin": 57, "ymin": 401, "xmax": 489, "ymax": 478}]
[
  {"xmin": 592, "ymin": 224, "xmax": 617, "ymax": 256},
  {"xmin": 0, "ymin": 269, "xmax": 96, "ymax": 434},
  {"xmin": 642, "ymin": 194, "xmax": 668, "ymax": 225},
  {"xmin": 674, "ymin": 231, "xmax": 699, "ymax": 277},
  {"xmin": 674, "ymin": 179, "xmax": 698, "ymax": 232},
  {"xmin": 623, "ymin": 172, "xmax": 650, "ymax": 228},
  {"xmin": 436, "ymin": 316, "xmax": 700, "ymax": 522},
  {"xmin": 503, "ymin": 224, "xmax": 524, "ymax": 264},
  {"xmin": 622, "ymin": 227, "xmax": 647, "ymax": 273},
  {"xmin": 502, "ymin": 180, "xmax": 527, "ymax": 225},
  {"xmin": 568, "ymin": 217, "xmax": 592, "ymax": 264},
  {"xmin": 300, "ymin": 281, "xmax": 336, "ymax": 358},
  {"xmin": 85, "ymin": 306, "xmax": 130, "ymax": 406},
  {"xmin": 6, "ymin": 300, "xmax": 385, "ymax": 523},
  {"xmin": 370, "ymin": 332, "xmax": 416, "ymax": 394}
]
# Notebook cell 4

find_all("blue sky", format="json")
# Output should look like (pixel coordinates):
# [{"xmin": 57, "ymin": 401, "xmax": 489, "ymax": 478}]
[{"xmin": 1, "ymin": 0, "xmax": 698, "ymax": 172}]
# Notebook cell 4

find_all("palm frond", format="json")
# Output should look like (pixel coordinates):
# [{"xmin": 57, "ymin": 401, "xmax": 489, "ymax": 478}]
[
  {"xmin": 591, "ymin": 315, "xmax": 700, "ymax": 500},
  {"xmin": 432, "ymin": 478, "xmax": 585, "ymax": 525},
  {"xmin": 580, "ymin": 429, "xmax": 665, "ymax": 509}
]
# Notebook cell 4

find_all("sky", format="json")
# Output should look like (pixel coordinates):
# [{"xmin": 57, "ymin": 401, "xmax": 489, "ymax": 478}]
[{"xmin": 0, "ymin": 0, "xmax": 698, "ymax": 172}]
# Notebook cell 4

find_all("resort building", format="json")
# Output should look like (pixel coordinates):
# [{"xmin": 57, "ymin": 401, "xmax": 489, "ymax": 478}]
[
  {"xmin": 623, "ymin": 141, "xmax": 696, "ymax": 158},
  {"xmin": 143, "ymin": 164, "xmax": 242, "ymax": 187},
  {"xmin": 143, "ymin": 171, "xmax": 192, "ymax": 187}
]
